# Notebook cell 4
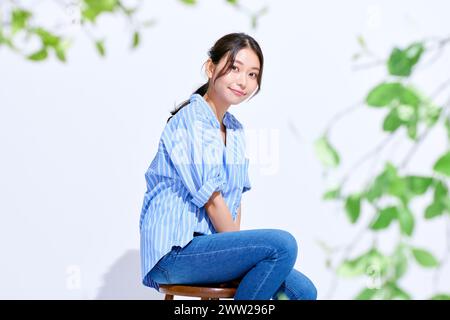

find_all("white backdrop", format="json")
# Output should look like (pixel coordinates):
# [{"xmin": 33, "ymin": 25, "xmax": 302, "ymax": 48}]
[{"xmin": 1, "ymin": 0, "xmax": 449, "ymax": 299}]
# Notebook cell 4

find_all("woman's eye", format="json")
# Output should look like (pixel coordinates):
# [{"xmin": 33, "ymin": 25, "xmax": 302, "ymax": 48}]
[{"xmin": 232, "ymin": 65, "xmax": 257, "ymax": 78}]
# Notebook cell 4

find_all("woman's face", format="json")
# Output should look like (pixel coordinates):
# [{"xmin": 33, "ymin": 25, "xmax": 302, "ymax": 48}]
[{"xmin": 207, "ymin": 47, "xmax": 260, "ymax": 105}]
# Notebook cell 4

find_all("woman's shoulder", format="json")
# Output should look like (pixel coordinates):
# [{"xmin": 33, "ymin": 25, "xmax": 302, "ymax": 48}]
[{"xmin": 168, "ymin": 94, "xmax": 214, "ymax": 127}]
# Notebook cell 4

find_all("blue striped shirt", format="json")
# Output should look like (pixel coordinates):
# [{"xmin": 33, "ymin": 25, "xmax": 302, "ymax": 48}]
[{"xmin": 139, "ymin": 93, "xmax": 251, "ymax": 290}]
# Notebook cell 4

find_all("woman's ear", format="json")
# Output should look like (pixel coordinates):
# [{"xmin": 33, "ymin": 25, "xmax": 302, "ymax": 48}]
[{"xmin": 205, "ymin": 58, "xmax": 215, "ymax": 79}]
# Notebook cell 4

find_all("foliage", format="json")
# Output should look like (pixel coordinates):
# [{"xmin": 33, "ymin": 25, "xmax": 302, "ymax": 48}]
[
  {"xmin": 0, "ymin": 0, "xmax": 267, "ymax": 62},
  {"xmin": 315, "ymin": 35, "xmax": 450, "ymax": 299}
]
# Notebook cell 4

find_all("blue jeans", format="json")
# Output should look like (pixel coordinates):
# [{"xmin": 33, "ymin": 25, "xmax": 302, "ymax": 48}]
[{"xmin": 147, "ymin": 229, "xmax": 317, "ymax": 300}]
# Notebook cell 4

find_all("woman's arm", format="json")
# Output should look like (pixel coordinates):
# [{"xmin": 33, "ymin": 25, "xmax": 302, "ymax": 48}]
[
  {"xmin": 236, "ymin": 204, "xmax": 241, "ymax": 231},
  {"xmin": 205, "ymin": 191, "xmax": 239, "ymax": 233}
]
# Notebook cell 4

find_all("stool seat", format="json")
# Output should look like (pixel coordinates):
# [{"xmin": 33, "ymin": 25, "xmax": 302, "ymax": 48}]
[{"xmin": 159, "ymin": 280, "xmax": 240, "ymax": 300}]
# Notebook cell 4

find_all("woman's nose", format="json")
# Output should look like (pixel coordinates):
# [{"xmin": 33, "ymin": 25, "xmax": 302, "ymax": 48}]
[{"xmin": 237, "ymin": 72, "xmax": 247, "ymax": 88}]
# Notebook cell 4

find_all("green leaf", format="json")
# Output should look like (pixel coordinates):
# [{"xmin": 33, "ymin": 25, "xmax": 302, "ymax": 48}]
[
  {"xmin": 179, "ymin": 0, "xmax": 197, "ymax": 5},
  {"xmin": 0, "ymin": 28, "xmax": 8, "ymax": 47},
  {"xmin": 384, "ymin": 282, "xmax": 412, "ymax": 300},
  {"xmin": 433, "ymin": 151, "xmax": 450, "ymax": 177},
  {"xmin": 345, "ymin": 194, "xmax": 361, "ymax": 223},
  {"xmin": 425, "ymin": 180, "xmax": 450, "ymax": 219},
  {"xmin": 405, "ymin": 43, "xmax": 425, "ymax": 66},
  {"xmin": 275, "ymin": 292, "xmax": 290, "ymax": 300},
  {"xmin": 423, "ymin": 104, "xmax": 442, "ymax": 128},
  {"xmin": 314, "ymin": 136, "xmax": 340, "ymax": 168},
  {"xmin": 445, "ymin": 116, "xmax": 450, "ymax": 139},
  {"xmin": 382, "ymin": 108, "xmax": 402, "ymax": 132},
  {"xmin": 226, "ymin": 0, "xmax": 238, "ymax": 4},
  {"xmin": 357, "ymin": 35, "xmax": 367, "ymax": 50},
  {"xmin": 386, "ymin": 172, "xmax": 407, "ymax": 200},
  {"xmin": 54, "ymin": 40, "xmax": 70, "ymax": 63},
  {"xmin": 366, "ymin": 83, "xmax": 420, "ymax": 108},
  {"xmin": 251, "ymin": 15, "xmax": 258, "ymax": 29},
  {"xmin": 397, "ymin": 104, "xmax": 415, "ymax": 121},
  {"xmin": 387, "ymin": 43, "xmax": 424, "ymax": 77},
  {"xmin": 95, "ymin": 40, "xmax": 106, "ymax": 56},
  {"xmin": 370, "ymin": 206, "xmax": 398, "ymax": 230},
  {"xmin": 400, "ymin": 87, "xmax": 421, "ymax": 107},
  {"xmin": 366, "ymin": 83, "xmax": 403, "ymax": 107},
  {"xmin": 55, "ymin": 47, "xmax": 66, "ymax": 62},
  {"xmin": 33, "ymin": 28, "xmax": 60, "ymax": 47},
  {"xmin": 355, "ymin": 288, "xmax": 378, "ymax": 300},
  {"xmin": 132, "ymin": 31, "xmax": 140, "ymax": 48},
  {"xmin": 82, "ymin": 0, "xmax": 119, "ymax": 22},
  {"xmin": 365, "ymin": 176, "xmax": 385, "ymax": 202},
  {"xmin": 431, "ymin": 293, "xmax": 450, "ymax": 300},
  {"xmin": 397, "ymin": 205, "xmax": 414, "ymax": 236},
  {"xmin": 55, "ymin": 45, "xmax": 66, "ymax": 62},
  {"xmin": 11, "ymin": 9, "xmax": 32, "ymax": 34},
  {"xmin": 425, "ymin": 201, "xmax": 444, "ymax": 219},
  {"xmin": 323, "ymin": 186, "xmax": 341, "ymax": 200},
  {"xmin": 27, "ymin": 48, "xmax": 48, "ymax": 61},
  {"xmin": 405, "ymin": 176, "xmax": 433, "ymax": 195},
  {"xmin": 0, "ymin": 34, "xmax": 14, "ymax": 49},
  {"xmin": 366, "ymin": 249, "xmax": 390, "ymax": 279},
  {"xmin": 391, "ymin": 244, "xmax": 408, "ymax": 280},
  {"xmin": 338, "ymin": 248, "xmax": 388, "ymax": 279},
  {"xmin": 337, "ymin": 255, "xmax": 367, "ymax": 277},
  {"xmin": 434, "ymin": 180, "xmax": 449, "ymax": 199},
  {"xmin": 365, "ymin": 162, "xmax": 399, "ymax": 202},
  {"xmin": 411, "ymin": 248, "xmax": 439, "ymax": 268}
]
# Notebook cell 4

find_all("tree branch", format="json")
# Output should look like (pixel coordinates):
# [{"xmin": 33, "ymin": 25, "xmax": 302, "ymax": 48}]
[
  {"xmin": 324, "ymin": 101, "xmax": 363, "ymax": 136},
  {"xmin": 339, "ymin": 133, "xmax": 397, "ymax": 190},
  {"xmin": 400, "ymin": 97, "xmax": 450, "ymax": 170},
  {"xmin": 432, "ymin": 215, "xmax": 450, "ymax": 293}
]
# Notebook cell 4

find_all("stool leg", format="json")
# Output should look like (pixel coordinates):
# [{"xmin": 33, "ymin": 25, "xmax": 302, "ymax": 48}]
[{"xmin": 165, "ymin": 294, "xmax": 174, "ymax": 300}]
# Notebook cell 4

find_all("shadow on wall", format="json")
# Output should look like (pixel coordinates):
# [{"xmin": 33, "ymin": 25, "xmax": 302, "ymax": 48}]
[{"xmin": 96, "ymin": 249, "xmax": 163, "ymax": 300}]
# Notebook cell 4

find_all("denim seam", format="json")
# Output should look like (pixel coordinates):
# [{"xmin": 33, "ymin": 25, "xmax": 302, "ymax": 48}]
[
  {"xmin": 248, "ymin": 252, "xmax": 279, "ymax": 299},
  {"xmin": 175, "ymin": 245, "xmax": 275, "ymax": 258},
  {"xmin": 280, "ymin": 283, "xmax": 299, "ymax": 300}
]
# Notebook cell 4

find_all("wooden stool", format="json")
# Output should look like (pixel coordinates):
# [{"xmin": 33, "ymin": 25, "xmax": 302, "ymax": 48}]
[{"xmin": 159, "ymin": 280, "xmax": 240, "ymax": 300}]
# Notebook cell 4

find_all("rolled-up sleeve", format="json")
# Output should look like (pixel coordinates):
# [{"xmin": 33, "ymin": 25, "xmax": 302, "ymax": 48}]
[
  {"xmin": 243, "ymin": 157, "xmax": 251, "ymax": 194},
  {"xmin": 161, "ymin": 107, "xmax": 226, "ymax": 208}
]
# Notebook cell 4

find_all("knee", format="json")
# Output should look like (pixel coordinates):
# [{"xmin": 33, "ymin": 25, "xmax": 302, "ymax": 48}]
[
  {"xmin": 267, "ymin": 229, "xmax": 298, "ymax": 265},
  {"xmin": 300, "ymin": 272, "xmax": 318, "ymax": 300},
  {"xmin": 305, "ymin": 281, "xmax": 318, "ymax": 300}
]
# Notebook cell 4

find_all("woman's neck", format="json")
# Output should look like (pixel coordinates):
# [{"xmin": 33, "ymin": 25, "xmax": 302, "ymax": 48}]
[{"xmin": 203, "ymin": 91, "xmax": 229, "ymax": 126}]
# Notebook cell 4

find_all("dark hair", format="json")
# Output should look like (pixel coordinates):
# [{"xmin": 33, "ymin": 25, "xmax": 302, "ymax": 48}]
[{"xmin": 167, "ymin": 32, "xmax": 264, "ymax": 123}]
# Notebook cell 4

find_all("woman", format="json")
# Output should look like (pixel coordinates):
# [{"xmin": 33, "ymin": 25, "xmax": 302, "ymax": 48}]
[{"xmin": 140, "ymin": 32, "xmax": 317, "ymax": 300}]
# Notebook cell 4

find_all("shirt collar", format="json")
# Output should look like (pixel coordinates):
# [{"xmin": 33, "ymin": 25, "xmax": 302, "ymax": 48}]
[{"xmin": 190, "ymin": 93, "xmax": 234, "ymax": 129}]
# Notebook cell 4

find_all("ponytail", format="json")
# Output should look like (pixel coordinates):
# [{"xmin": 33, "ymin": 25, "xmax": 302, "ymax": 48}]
[{"xmin": 167, "ymin": 82, "xmax": 209, "ymax": 123}]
